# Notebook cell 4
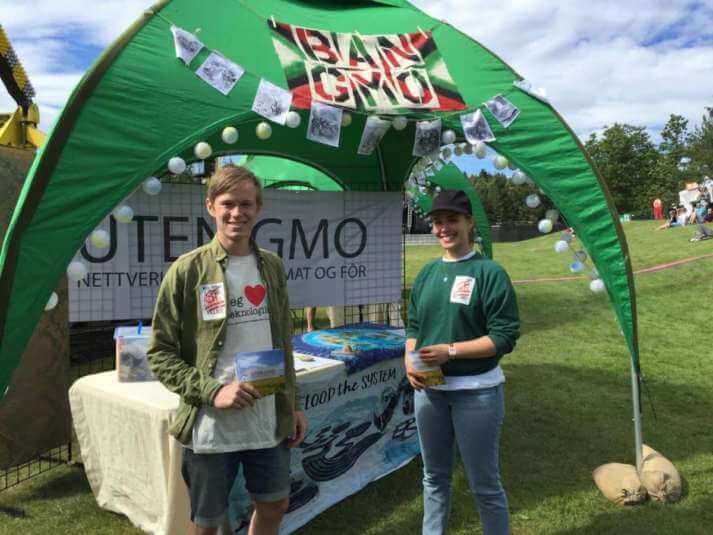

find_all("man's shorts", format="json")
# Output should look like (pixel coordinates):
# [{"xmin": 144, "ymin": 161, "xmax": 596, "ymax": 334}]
[{"xmin": 181, "ymin": 441, "xmax": 291, "ymax": 528}]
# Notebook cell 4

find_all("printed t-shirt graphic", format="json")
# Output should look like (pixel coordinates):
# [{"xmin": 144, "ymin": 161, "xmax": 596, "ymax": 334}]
[{"xmin": 192, "ymin": 254, "xmax": 278, "ymax": 453}]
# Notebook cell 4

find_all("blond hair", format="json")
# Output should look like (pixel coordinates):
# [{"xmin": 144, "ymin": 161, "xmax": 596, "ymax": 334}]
[{"xmin": 207, "ymin": 164, "xmax": 262, "ymax": 205}]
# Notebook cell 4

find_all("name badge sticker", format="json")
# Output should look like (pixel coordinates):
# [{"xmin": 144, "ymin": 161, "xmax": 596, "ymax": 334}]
[
  {"xmin": 450, "ymin": 276, "xmax": 475, "ymax": 305},
  {"xmin": 200, "ymin": 283, "xmax": 227, "ymax": 321}
]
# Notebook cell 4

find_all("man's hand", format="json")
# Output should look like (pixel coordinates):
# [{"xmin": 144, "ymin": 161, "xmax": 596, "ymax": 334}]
[
  {"xmin": 419, "ymin": 344, "xmax": 451, "ymax": 367},
  {"xmin": 213, "ymin": 382, "xmax": 261, "ymax": 409},
  {"xmin": 287, "ymin": 411, "xmax": 307, "ymax": 448},
  {"xmin": 405, "ymin": 358, "xmax": 427, "ymax": 391}
]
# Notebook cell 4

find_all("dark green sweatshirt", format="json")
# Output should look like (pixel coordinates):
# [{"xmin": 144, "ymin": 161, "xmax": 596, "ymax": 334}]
[{"xmin": 406, "ymin": 253, "xmax": 520, "ymax": 376}]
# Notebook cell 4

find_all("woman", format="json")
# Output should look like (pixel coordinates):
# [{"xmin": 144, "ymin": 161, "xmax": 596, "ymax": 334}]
[{"xmin": 405, "ymin": 189, "xmax": 520, "ymax": 535}]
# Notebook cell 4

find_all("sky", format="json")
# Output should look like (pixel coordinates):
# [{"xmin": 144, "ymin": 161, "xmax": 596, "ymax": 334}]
[{"xmin": 2, "ymin": 0, "xmax": 712, "ymax": 147}]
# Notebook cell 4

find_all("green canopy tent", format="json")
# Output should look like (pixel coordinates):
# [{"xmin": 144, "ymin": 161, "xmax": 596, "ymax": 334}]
[
  {"xmin": 0, "ymin": 0, "xmax": 642, "ymax": 465},
  {"xmin": 242, "ymin": 154, "xmax": 343, "ymax": 191},
  {"xmin": 406, "ymin": 161, "xmax": 493, "ymax": 259}
]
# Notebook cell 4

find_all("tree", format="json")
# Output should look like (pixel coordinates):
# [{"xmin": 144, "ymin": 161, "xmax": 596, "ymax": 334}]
[
  {"xmin": 688, "ymin": 106, "xmax": 713, "ymax": 180},
  {"xmin": 585, "ymin": 123, "xmax": 661, "ymax": 215}
]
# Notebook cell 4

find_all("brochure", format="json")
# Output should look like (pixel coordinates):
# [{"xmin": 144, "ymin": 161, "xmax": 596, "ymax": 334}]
[
  {"xmin": 407, "ymin": 350, "xmax": 445, "ymax": 387},
  {"xmin": 234, "ymin": 348, "xmax": 286, "ymax": 396}
]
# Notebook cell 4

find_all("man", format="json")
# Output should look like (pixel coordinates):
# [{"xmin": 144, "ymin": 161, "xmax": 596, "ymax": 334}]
[{"xmin": 147, "ymin": 165, "xmax": 306, "ymax": 535}]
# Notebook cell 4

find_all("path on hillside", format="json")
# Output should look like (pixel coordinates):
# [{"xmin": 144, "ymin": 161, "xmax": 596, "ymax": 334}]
[{"xmin": 511, "ymin": 252, "xmax": 713, "ymax": 285}]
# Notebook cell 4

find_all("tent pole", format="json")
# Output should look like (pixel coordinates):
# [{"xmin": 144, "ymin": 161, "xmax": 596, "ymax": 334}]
[{"xmin": 630, "ymin": 358, "xmax": 643, "ymax": 470}]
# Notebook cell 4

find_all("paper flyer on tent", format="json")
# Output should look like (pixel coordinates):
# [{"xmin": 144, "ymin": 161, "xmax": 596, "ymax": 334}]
[
  {"xmin": 407, "ymin": 350, "xmax": 444, "ymax": 386},
  {"xmin": 235, "ymin": 348, "xmax": 286, "ymax": 396}
]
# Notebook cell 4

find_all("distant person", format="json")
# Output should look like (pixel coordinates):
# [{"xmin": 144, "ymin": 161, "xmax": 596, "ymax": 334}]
[
  {"xmin": 653, "ymin": 198, "xmax": 663, "ymax": 220},
  {"xmin": 657, "ymin": 207, "xmax": 679, "ymax": 230}
]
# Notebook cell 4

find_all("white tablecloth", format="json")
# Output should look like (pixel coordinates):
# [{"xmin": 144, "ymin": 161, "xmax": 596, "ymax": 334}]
[{"xmin": 69, "ymin": 357, "xmax": 345, "ymax": 535}]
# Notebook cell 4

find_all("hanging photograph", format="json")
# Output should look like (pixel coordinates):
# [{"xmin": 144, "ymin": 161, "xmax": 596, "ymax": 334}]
[
  {"xmin": 460, "ymin": 109, "xmax": 496, "ymax": 144},
  {"xmin": 413, "ymin": 119, "xmax": 442, "ymax": 157},
  {"xmin": 357, "ymin": 116, "xmax": 391, "ymax": 155},
  {"xmin": 513, "ymin": 80, "xmax": 549, "ymax": 103},
  {"xmin": 252, "ymin": 78, "xmax": 293, "ymax": 125},
  {"xmin": 195, "ymin": 52, "xmax": 245, "ymax": 96},
  {"xmin": 307, "ymin": 102, "xmax": 342, "ymax": 147},
  {"xmin": 171, "ymin": 26, "xmax": 203, "ymax": 65},
  {"xmin": 485, "ymin": 94, "xmax": 520, "ymax": 128}
]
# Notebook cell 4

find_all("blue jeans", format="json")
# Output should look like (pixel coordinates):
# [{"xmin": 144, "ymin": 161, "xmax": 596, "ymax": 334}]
[{"xmin": 415, "ymin": 385, "xmax": 509, "ymax": 535}]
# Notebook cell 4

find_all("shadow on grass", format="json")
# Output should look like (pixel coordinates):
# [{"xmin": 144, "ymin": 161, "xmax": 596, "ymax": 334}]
[
  {"xmin": 21, "ymin": 465, "xmax": 87, "ymax": 503},
  {"xmin": 517, "ymin": 285, "xmax": 605, "ymax": 336},
  {"xmin": 298, "ymin": 360, "xmax": 713, "ymax": 534}
]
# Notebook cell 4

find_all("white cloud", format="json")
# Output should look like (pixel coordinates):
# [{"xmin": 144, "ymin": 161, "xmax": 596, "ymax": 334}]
[
  {"xmin": 1, "ymin": 0, "xmax": 711, "ymax": 140},
  {"xmin": 412, "ymin": 0, "xmax": 713, "ymax": 139}
]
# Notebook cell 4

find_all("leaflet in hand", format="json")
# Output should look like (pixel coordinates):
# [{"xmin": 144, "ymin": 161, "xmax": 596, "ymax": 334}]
[
  {"xmin": 408, "ymin": 350, "xmax": 445, "ymax": 386},
  {"xmin": 235, "ymin": 348, "xmax": 286, "ymax": 396}
]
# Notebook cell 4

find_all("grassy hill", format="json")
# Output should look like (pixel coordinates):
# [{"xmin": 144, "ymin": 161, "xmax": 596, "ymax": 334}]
[{"xmin": 2, "ymin": 221, "xmax": 712, "ymax": 534}]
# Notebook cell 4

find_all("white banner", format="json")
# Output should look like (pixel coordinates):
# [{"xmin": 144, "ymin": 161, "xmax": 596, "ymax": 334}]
[
  {"xmin": 69, "ymin": 186, "xmax": 402, "ymax": 321},
  {"xmin": 225, "ymin": 357, "xmax": 419, "ymax": 533}
]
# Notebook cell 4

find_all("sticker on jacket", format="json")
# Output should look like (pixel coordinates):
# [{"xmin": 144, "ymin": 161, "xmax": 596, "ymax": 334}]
[
  {"xmin": 200, "ymin": 283, "xmax": 226, "ymax": 321},
  {"xmin": 450, "ymin": 276, "xmax": 475, "ymax": 305}
]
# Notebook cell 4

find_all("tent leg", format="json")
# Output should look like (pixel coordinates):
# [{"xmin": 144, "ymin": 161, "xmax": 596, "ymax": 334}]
[{"xmin": 630, "ymin": 358, "xmax": 644, "ymax": 471}]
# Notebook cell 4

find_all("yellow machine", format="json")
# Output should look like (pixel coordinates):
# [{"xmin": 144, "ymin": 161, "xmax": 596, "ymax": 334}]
[{"xmin": 0, "ymin": 24, "xmax": 44, "ymax": 149}]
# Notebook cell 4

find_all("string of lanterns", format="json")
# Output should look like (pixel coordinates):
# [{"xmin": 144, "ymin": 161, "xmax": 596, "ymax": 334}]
[{"xmin": 55, "ymin": 18, "xmax": 592, "ymax": 309}]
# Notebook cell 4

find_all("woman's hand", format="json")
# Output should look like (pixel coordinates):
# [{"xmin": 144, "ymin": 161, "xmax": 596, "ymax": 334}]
[
  {"xmin": 419, "ymin": 344, "xmax": 451, "ymax": 366},
  {"xmin": 405, "ymin": 359, "xmax": 427, "ymax": 391}
]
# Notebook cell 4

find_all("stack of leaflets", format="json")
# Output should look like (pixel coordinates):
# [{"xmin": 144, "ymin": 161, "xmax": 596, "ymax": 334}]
[
  {"xmin": 408, "ymin": 350, "xmax": 445, "ymax": 387},
  {"xmin": 234, "ymin": 348, "xmax": 286, "ymax": 396}
]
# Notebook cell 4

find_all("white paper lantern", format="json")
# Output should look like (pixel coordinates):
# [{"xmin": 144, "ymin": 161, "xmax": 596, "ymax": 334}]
[
  {"xmin": 113, "ymin": 205, "xmax": 134, "ymax": 224},
  {"xmin": 89, "ymin": 229, "xmax": 110, "ymax": 249},
  {"xmin": 545, "ymin": 209, "xmax": 559, "ymax": 222},
  {"xmin": 442, "ymin": 129, "xmax": 456, "ymax": 145},
  {"xmin": 45, "ymin": 292, "xmax": 58, "ymax": 311},
  {"xmin": 194, "ymin": 141, "xmax": 212, "ymax": 160},
  {"xmin": 341, "ymin": 113, "xmax": 352, "ymax": 127},
  {"xmin": 570, "ymin": 261, "xmax": 584, "ymax": 273},
  {"xmin": 221, "ymin": 126, "xmax": 239, "ymax": 144},
  {"xmin": 493, "ymin": 155, "xmax": 508, "ymax": 170},
  {"xmin": 525, "ymin": 194, "xmax": 541, "ymax": 209},
  {"xmin": 590, "ymin": 278, "xmax": 606, "ymax": 293},
  {"xmin": 537, "ymin": 218, "xmax": 553, "ymax": 234},
  {"xmin": 285, "ymin": 111, "xmax": 301, "ymax": 129},
  {"xmin": 256, "ymin": 121, "xmax": 272, "ymax": 140},
  {"xmin": 574, "ymin": 250, "xmax": 588, "ymax": 262},
  {"xmin": 142, "ymin": 176, "xmax": 162, "ymax": 196},
  {"xmin": 554, "ymin": 240, "xmax": 569, "ymax": 253},
  {"xmin": 168, "ymin": 156, "xmax": 186, "ymax": 174},
  {"xmin": 67, "ymin": 261, "xmax": 88, "ymax": 281},
  {"xmin": 511, "ymin": 170, "xmax": 527, "ymax": 186},
  {"xmin": 473, "ymin": 142, "xmax": 487, "ymax": 159},
  {"xmin": 392, "ymin": 116, "xmax": 408, "ymax": 131}
]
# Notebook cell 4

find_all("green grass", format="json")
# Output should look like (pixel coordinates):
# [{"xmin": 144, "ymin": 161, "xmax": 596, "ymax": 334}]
[{"xmin": 2, "ymin": 220, "xmax": 713, "ymax": 534}]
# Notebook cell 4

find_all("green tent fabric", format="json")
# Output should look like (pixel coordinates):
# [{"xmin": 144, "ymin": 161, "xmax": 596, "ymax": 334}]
[
  {"xmin": 408, "ymin": 162, "xmax": 493, "ymax": 259},
  {"xmin": 0, "ymin": 0, "xmax": 638, "ymax": 402},
  {"xmin": 242, "ymin": 155, "xmax": 343, "ymax": 191}
]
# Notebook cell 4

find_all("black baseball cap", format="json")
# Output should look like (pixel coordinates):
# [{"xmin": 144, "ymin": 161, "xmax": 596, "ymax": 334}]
[{"xmin": 427, "ymin": 189, "xmax": 472, "ymax": 216}]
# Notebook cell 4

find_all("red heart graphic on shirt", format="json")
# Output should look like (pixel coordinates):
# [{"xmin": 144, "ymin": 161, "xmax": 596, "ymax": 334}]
[{"xmin": 244, "ymin": 285, "xmax": 266, "ymax": 306}]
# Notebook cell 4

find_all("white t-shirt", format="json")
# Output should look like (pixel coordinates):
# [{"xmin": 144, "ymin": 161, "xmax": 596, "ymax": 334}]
[
  {"xmin": 430, "ymin": 250, "xmax": 505, "ymax": 391},
  {"xmin": 191, "ymin": 254, "xmax": 280, "ymax": 453}
]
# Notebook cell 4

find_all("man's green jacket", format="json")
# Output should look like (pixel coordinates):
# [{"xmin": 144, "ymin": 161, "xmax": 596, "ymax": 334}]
[{"xmin": 147, "ymin": 237, "xmax": 300, "ymax": 445}]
